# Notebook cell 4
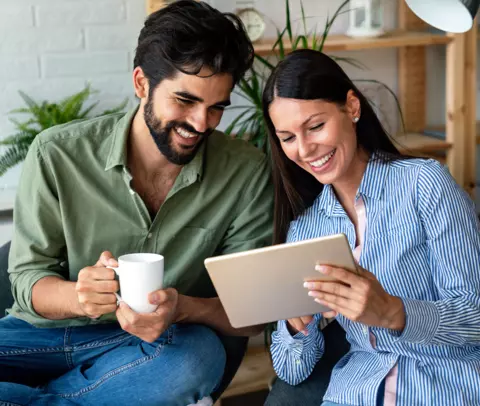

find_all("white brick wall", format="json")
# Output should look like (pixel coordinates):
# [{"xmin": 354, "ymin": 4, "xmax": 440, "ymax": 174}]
[
  {"xmin": 0, "ymin": 0, "xmax": 146, "ymax": 187},
  {"xmin": 35, "ymin": 1, "xmax": 127, "ymax": 27}
]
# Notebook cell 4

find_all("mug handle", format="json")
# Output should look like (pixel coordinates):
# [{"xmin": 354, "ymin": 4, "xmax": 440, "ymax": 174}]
[{"xmin": 107, "ymin": 266, "xmax": 124, "ymax": 305}]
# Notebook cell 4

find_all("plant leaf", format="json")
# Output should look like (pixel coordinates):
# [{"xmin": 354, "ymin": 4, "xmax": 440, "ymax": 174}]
[
  {"xmin": 254, "ymin": 54, "xmax": 275, "ymax": 71},
  {"xmin": 285, "ymin": 0, "xmax": 293, "ymax": 43},
  {"xmin": 224, "ymin": 108, "xmax": 253, "ymax": 135},
  {"xmin": 0, "ymin": 144, "xmax": 30, "ymax": 176},
  {"xmin": 100, "ymin": 98, "xmax": 129, "ymax": 116},
  {"xmin": 301, "ymin": 0, "xmax": 308, "ymax": 37},
  {"xmin": 333, "ymin": 56, "xmax": 366, "ymax": 70}
]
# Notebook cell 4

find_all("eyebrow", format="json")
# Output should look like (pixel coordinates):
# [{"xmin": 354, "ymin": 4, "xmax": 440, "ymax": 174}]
[
  {"xmin": 276, "ymin": 113, "xmax": 326, "ymax": 134},
  {"xmin": 174, "ymin": 91, "xmax": 231, "ymax": 108}
]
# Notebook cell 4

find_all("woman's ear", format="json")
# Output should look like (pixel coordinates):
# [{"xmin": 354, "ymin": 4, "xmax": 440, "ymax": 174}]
[{"xmin": 346, "ymin": 89, "xmax": 361, "ymax": 121}]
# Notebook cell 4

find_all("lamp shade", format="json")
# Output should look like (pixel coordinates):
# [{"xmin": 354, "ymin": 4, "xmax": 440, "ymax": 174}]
[{"xmin": 405, "ymin": 0, "xmax": 479, "ymax": 33}]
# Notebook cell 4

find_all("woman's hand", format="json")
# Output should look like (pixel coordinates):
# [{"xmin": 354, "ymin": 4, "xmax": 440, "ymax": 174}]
[
  {"xmin": 287, "ymin": 315, "xmax": 314, "ymax": 336},
  {"xmin": 304, "ymin": 265, "xmax": 406, "ymax": 331}
]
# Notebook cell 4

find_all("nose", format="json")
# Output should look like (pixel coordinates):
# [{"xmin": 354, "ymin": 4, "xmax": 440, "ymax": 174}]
[
  {"xmin": 297, "ymin": 136, "xmax": 315, "ymax": 160},
  {"xmin": 188, "ymin": 107, "xmax": 209, "ymax": 134}
]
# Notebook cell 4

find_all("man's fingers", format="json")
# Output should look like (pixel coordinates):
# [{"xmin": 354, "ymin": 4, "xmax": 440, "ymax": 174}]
[
  {"xmin": 78, "ymin": 292, "xmax": 117, "ymax": 305},
  {"xmin": 148, "ymin": 288, "xmax": 176, "ymax": 306},
  {"xmin": 78, "ymin": 267, "xmax": 116, "ymax": 282},
  {"xmin": 95, "ymin": 251, "xmax": 118, "ymax": 268},
  {"xmin": 83, "ymin": 303, "xmax": 118, "ymax": 318},
  {"xmin": 117, "ymin": 301, "xmax": 139, "ymax": 325},
  {"xmin": 76, "ymin": 277, "xmax": 119, "ymax": 294}
]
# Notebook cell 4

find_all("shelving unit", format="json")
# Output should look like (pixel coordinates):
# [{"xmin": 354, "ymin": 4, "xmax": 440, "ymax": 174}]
[
  {"xmin": 146, "ymin": 0, "xmax": 477, "ymax": 401},
  {"xmin": 254, "ymin": 30, "xmax": 453, "ymax": 55}
]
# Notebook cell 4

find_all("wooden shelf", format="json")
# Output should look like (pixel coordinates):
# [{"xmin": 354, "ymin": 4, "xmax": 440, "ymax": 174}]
[
  {"xmin": 394, "ymin": 132, "xmax": 452, "ymax": 154},
  {"xmin": 254, "ymin": 30, "xmax": 452, "ymax": 56}
]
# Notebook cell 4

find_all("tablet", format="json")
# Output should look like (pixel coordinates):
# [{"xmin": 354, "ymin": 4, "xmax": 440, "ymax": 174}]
[{"xmin": 205, "ymin": 233, "xmax": 357, "ymax": 328}]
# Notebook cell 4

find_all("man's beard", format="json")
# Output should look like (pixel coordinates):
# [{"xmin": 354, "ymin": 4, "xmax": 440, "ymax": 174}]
[{"xmin": 144, "ymin": 98, "xmax": 213, "ymax": 166}]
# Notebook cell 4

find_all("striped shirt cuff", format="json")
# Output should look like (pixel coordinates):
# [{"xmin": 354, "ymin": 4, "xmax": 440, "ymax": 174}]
[
  {"xmin": 394, "ymin": 298, "xmax": 440, "ymax": 344},
  {"xmin": 276, "ymin": 316, "xmax": 322, "ymax": 357}
]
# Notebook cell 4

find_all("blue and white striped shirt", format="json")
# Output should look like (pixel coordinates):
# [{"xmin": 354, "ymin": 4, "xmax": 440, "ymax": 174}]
[{"xmin": 271, "ymin": 157, "xmax": 480, "ymax": 406}]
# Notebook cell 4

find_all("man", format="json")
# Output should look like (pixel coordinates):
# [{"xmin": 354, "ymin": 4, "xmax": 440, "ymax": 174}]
[{"xmin": 0, "ymin": 2, "xmax": 273, "ymax": 405}]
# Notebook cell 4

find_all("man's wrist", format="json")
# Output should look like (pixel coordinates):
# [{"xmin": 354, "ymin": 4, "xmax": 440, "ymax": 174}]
[
  {"xmin": 67, "ymin": 281, "xmax": 85, "ymax": 317},
  {"xmin": 174, "ymin": 295, "xmax": 219, "ymax": 325}
]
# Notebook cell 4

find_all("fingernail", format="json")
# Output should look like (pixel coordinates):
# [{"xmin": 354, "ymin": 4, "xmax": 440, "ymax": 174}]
[
  {"xmin": 316, "ymin": 265, "xmax": 328, "ymax": 274},
  {"xmin": 150, "ymin": 293, "xmax": 160, "ymax": 304},
  {"xmin": 314, "ymin": 298, "xmax": 324, "ymax": 305},
  {"xmin": 108, "ymin": 258, "xmax": 116, "ymax": 266},
  {"xmin": 308, "ymin": 291, "xmax": 315, "ymax": 297},
  {"xmin": 303, "ymin": 282, "xmax": 312, "ymax": 289}
]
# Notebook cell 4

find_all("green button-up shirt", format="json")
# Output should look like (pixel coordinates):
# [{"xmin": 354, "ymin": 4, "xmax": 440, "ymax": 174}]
[{"xmin": 8, "ymin": 108, "xmax": 273, "ymax": 328}]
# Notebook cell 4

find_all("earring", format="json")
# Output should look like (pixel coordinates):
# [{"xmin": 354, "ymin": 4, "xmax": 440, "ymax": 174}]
[{"xmin": 353, "ymin": 116, "xmax": 360, "ymax": 123}]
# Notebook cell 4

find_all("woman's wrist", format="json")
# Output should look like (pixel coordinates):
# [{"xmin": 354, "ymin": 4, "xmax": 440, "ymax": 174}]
[{"xmin": 383, "ymin": 296, "xmax": 406, "ymax": 331}]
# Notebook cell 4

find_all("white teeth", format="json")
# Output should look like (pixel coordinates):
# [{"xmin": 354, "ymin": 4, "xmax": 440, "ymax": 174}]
[
  {"xmin": 310, "ymin": 150, "xmax": 335, "ymax": 168},
  {"xmin": 176, "ymin": 127, "xmax": 197, "ymax": 139}
]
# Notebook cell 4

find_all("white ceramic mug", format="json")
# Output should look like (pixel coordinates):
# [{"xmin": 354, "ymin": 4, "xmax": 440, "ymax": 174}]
[{"xmin": 109, "ymin": 253, "xmax": 164, "ymax": 313}]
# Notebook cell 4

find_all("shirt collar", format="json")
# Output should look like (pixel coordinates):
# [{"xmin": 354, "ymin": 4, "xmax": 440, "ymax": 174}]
[
  {"xmin": 180, "ymin": 139, "xmax": 206, "ymax": 183},
  {"xmin": 357, "ymin": 152, "xmax": 390, "ymax": 201},
  {"xmin": 105, "ymin": 107, "xmax": 137, "ymax": 171},
  {"xmin": 315, "ymin": 152, "xmax": 390, "ymax": 216},
  {"xmin": 105, "ymin": 105, "xmax": 206, "ymax": 182}
]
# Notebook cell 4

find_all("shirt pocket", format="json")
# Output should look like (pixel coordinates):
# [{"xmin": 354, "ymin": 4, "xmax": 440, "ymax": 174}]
[
  {"xmin": 368, "ymin": 223, "xmax": 425, "ymax": 247},
  {"xmin": 163, "ymin": 226, "xmax": 215, "ymax": 291}
]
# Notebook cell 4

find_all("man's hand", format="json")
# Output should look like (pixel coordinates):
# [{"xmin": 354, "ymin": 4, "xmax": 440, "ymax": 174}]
[
  {"xmin": 116, "ymin": 288, "xmax": 179, "ymax": 343},
  {"xmin": 75, "ymin": 251, "xmax": 119, "ymax": 319}
]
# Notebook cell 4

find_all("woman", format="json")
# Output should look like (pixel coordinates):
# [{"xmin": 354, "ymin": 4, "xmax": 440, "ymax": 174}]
[{"xmin": 264, "ymin": 49, "xmax": 480, "ymax": 406}]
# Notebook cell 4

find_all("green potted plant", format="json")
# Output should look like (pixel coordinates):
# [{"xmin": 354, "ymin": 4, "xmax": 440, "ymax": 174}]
[
  {"xmin": 0, "ymin": 86, "xmax": 127, "ymax": 177},
  {"xmin": 226, "ymin": 0, "xmax": 403, "ymax": 156}
]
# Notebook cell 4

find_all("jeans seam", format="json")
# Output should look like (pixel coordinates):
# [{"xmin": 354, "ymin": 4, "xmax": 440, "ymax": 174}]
[
  {"xmin": 0, "ymin": 347, "xmax": 65, "ymax": 356},
  {"xmin": 64, "ymin": 327, "xmax": 74, "ymax": 369},
  {"xmin": 72, "ymin": 334, "xmax": 131, "ymax": 351},
  {"xmin": 58, "ymin": 343, "xmax": 165, "ymax": 399}
]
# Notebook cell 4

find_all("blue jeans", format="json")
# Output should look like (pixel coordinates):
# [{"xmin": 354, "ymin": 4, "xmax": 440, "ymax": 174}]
[{"xmin": 0, "ymin": 316, "xmax": 226, "ymax": 406}]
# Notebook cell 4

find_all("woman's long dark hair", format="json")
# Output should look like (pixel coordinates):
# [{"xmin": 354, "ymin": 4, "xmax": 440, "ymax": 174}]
[{"xmin": 263, "ymin": 49, "xmax": 403, "ymax": 244}]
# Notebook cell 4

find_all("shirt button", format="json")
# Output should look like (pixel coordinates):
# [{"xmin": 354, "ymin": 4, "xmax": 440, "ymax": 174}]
[
  {"xmin": 295, "ymin": 360, "xmax": 301, "ymax": 365},
  {"xmin": 363, "ymin": 325, "xmax": 368, "ymax": 334},
  {"xmin": 129, "ymin": 189, "xmax": 135, "ymax": 195},
  {"xmin": 147, "ymin": 233, "xmax": 153, "ymax": 239}
]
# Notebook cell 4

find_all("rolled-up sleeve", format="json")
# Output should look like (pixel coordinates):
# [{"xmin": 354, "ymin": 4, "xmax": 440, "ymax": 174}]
[{"xmin": 8, "ymin": 137, "xmax": 68, "ymax": 316}]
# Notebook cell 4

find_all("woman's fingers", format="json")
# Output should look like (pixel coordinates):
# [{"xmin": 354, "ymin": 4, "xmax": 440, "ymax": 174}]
[
  {"xmin": 287, "ymin": 317, "xmax": 309, "ymax": 335},
  {"xmin": 315, "ymin": 265, "xmax": 370, "ymax": 293},
  {"xmin": 300, "ymin": 315, "xmax": 314, "ymax": 325},
  {"xmin": 304, "ymin": 280, "xmax": 362, "ymax": 301},
  {"xmin": 311, "ymin": 290, "xmax": 352, "ymax": 309},
  {"xmin": 321, "ymin": 310, "xmax": 338, "ymax": 318}
]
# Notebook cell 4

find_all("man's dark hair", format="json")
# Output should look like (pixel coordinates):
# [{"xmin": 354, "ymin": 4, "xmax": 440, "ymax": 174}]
[{"xmin": 134, "ymin": 0, "xmax": 254, "ymax": 89}]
